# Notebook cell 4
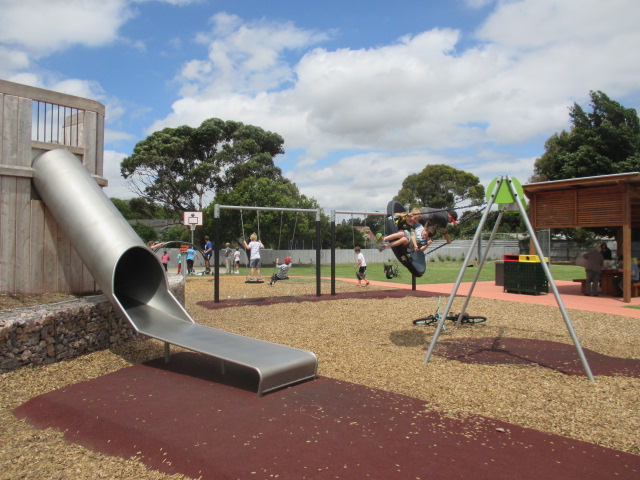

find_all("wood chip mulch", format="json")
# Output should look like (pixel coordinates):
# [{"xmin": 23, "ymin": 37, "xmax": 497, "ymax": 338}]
[{"xmin": 1, "ymin": 275, "xmax": 639, "ymax": 480}]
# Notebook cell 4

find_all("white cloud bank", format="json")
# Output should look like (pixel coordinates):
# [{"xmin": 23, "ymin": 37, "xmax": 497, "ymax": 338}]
[
  {"xmin": 150, "ymin": 0, "xmax": 640, "ymax": 211},
  {"xmin": 1, "ymin": 0, "xmax": 639, "ymax": 211}
]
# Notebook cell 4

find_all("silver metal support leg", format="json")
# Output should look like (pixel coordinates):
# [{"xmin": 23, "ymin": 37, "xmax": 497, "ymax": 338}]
[
  {"xmin": 505, "ymin": 176, "xmax": 595, "ymax": 381},
  {"xmin": 455, "ymin": 209, "xmax": 505, "ymax": 326},
  {"xmin": 424, "ymin": 178, "xmax": 502, "ymax": 364}
]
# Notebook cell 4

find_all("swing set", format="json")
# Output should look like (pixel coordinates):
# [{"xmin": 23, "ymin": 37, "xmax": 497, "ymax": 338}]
[
  {"xmin": 212, "ymin": 204, "xmax": 322, "ymax": 303},
  {"xmin": 421, "ymin": 175, "xmax": 595, "ymax": 381}
]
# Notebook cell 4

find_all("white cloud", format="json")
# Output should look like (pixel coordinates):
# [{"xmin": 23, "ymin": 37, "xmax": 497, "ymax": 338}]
[
  {"xmin": 0, "ymin": 0, "xmax": 135, "ymax": 56},
  {"xmin": 178, "ymin": 12, "xmax": 329, "ymax": 96},
  {"xmin": 145, "ymin": 0, "xmax": 640, "ymax": 210},
  {"xmin": 5, "ymin": 0, "xmax": 637, "ymax": 213}
]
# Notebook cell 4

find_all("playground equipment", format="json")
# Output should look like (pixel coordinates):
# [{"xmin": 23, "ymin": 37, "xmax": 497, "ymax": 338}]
[
  {"xmin": 329, "ymin": 208, "xmax": 390, "ymax": 295},
  {"xmin": 384, "ymin": 201, "xmax": 427, "ymax": 277},
  {"xmin": 422, "ymin": 175, "xmax": 595, "ymax": 381},
  {"xmin": 383, "ymin": 261, "xmax": 399, "ymax": 279},
  {"xmin": 413, "ymin": 296, "xmax": 486, "ymax": 327},
  {"xmin": 213, "ymin": 205, "xmax": 322, "ymax": 302},
  {"xmin": 31, "ymin": 149, "xmax": 317, "ymax": 395}
]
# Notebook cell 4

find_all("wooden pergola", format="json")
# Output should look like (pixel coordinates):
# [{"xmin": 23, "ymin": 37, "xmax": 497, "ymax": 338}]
[{"xmin": 523, "ymin": 172, "xmax": 640, "ymax": 302}]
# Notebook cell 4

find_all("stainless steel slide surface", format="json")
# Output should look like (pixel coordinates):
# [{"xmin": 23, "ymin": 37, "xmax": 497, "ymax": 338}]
[{"xmin": 32, "ymin": 149, "xmax": 317, "ymax": 395}]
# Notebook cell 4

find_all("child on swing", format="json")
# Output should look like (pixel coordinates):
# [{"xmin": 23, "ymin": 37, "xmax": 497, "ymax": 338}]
[
  {"xmin": 269, "ymin": 257, "xmax": 292, "ymax": 286},
  {"xmin": 420, "ymin": 207, "xmax": 458, "ymax": 247},
  {"xmin": 375, "ymin": 208, "xmax": 425, "ymax": 252}
]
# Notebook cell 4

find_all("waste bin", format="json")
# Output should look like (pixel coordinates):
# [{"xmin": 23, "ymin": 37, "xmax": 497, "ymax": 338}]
[{"xmin": 503, "ymin": 255, "xmax": 548, "ymax": 295}]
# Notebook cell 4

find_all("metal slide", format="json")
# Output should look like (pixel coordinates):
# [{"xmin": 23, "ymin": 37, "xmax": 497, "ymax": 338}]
[{"xmin": 32, "ymin": 149, "xmax": 317, "ymax": 395}]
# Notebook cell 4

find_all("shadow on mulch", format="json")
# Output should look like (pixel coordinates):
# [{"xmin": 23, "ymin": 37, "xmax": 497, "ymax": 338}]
[
  {"xmin": 198, "ymin": 289, "xmax": 442, "ymax": 309},
  {"xmin": 432, "ymin": 337, "xmax": 640, "ymax": 378},
  {"xmin": 14, "ymin": 352, "xmax": 640, "ymax": 480}
]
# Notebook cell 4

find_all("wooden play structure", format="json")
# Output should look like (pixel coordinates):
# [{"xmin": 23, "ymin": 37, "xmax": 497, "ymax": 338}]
[{"xmin": 0, "ymin": 79, "xmax": 106, "ymax": 295}]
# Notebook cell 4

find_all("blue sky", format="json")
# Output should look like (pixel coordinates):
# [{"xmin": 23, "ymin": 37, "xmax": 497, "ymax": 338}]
[{"xmin": 2, "ymin": 0, "xmax": 640, "ymax": 213}]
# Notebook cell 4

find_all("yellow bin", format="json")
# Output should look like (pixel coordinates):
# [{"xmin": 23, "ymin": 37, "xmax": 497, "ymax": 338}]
[{"xmin": 519, "ymin": 255, "xmax": 549, "ymax": 263}]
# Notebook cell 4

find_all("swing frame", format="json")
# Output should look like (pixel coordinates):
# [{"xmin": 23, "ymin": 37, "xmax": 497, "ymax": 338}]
[
  {"xmin": 422, "ymin": 175, "xmax": 595, "ymax": 382},
  {"xmin": 328, "ymin": 209, "xmax": 388, "ymax": 295},
  {"xmin": 213, "ymin": 205, "xmax": 322, "ymax": 302}
]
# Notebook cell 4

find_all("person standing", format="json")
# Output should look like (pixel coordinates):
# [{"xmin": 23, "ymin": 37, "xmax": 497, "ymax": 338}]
[
  {"xmin": 243, "ymin": 233, "xmax": 264, "ymax": 280},
  {"xmin": 354, "ymin": 246, "xmax": 370, "ymax": 287},
  {"xmin": 582, "ymin": 248, "xmax": 604, "ymax": 296},
  {"xmin": 203, "ymin": 236, "xmax": 213, "ymax": 274},
  {"xmin": 176, "ymin": 251, "xmax": 182, "ymax": 275},
  {"xmin": 186, "ymin": 245, "xmax": 196, "ymax": 275},
  {"xmin": 161, "ymin": 250, "xmax": 170, "ymax": 272},
  {"xmin": 224, "ymin": 242, "xmax": 233, "ymax": 274},
  {"xmin": 233, "ymin": 247, "xmax": 241, "ymax": 274}
]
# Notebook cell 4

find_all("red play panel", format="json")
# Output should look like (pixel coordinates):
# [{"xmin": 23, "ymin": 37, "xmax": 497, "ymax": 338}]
[{"xmin": 14, "ymin": 353, "xmax": 639, "ymax": 479}]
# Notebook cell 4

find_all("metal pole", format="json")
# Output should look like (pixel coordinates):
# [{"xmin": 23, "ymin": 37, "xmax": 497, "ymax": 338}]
[
  {"xmin": 505, "ymin": 176, "xmax": 595, "ymax": 381},
  {"xmin": 331, "ymin": 210, "xmax": 387, "ymax": 294},
  {"xmin": 331, "ymin": 210, "xmax": 336, "ymax": 296},
  {"xmin": 424, "ymin": 177, "xmax": 502, "ymax": 364},
  {"xmin": 316, "ymin": 209, "xmax": 322, "ymax": 297},
  {"xmin": 214, "ymin": 204, "xmax": 220, "ymax": 303},
  {"xmin": 454, "ymin": 208, "xmax": 505, "ymax": 326}
]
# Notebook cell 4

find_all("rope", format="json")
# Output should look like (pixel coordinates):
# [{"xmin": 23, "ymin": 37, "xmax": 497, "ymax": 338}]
[
  {"xmin": 256, "ymin": 210, "xmax": 261, "ymax": 240},
  {"xmin": 240, "ymin": 209, "xmax": 245, "ymax": 240},
  {"xmin": 277, "ymin": 211, "xmax": 284, "ymax": 250}
]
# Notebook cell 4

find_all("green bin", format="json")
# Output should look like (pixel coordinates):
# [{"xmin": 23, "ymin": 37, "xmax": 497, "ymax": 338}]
[{"xmin": 504, "ymin": 261, "xmax": 548, "ymax": 295}]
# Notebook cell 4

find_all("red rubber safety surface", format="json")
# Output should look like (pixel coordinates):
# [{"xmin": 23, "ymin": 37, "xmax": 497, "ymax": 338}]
[
  {"xmin": 434, "ymin": 337, "xmax": 640, "ymax": 377},
  {"xmin": 14, "ymin": 352, "xmax": 640, "ymax": 480}
]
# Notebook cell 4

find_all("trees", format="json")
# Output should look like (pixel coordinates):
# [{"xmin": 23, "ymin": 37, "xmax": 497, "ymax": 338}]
[
  {"xmin": 120, "ymin": 118, "xmax": 285, "ymax": 213},
  {"xmin": 532, "ymin": 91, "xmax": 640, "ymax": 181},
  {"xmin": 394, "ymin": 164, "xmax": 485, "ymax": 210},
  {"xmin": 111, "ymin": 197, "xmax": 174, "ymax": 220}
]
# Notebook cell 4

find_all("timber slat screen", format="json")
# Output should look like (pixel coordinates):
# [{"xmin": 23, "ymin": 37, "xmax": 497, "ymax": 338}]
[
  {"xmin": 533, "ymin": 186, "xmax": 626, "ymax": 229},
  {"xmin": 0, "ymin": 80, "xmax": 105, "ymax": 294}
]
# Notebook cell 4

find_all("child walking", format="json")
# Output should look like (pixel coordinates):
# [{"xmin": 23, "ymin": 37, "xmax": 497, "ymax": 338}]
[
  {"xmin": 354, "ymin": 246, "xmax": 369, "ymax": 287},
  {"xmin": 233, "ymin": 247, "xmax": 241, "ymax": 274}
]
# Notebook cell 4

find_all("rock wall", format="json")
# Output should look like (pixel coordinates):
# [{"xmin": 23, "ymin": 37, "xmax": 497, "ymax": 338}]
[{"xmin": 0, "ymin": 275, "xmax": 185, "ymax": 373}]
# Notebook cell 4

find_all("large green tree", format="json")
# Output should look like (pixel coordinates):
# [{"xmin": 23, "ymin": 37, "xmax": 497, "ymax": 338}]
[
  {"xmin": 394, "ymin": 164, "xmax": 485, "ymax": 210},
  {"xmin": 532, "ymin": 91, "xmax": 640, "ymax": 181},
  {"xmin": 120, "ymin": 118, "xmax": 285, "ymax": 212}
]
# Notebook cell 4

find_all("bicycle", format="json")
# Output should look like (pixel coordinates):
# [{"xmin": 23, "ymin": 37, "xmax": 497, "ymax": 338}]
[{"xmin": 413, "ymin": 296, "xmax": 487, "ymax": 326}]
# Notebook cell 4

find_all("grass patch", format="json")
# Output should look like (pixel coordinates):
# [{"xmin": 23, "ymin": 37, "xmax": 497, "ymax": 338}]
[{"xmin": 277, "ymin": 261, "xmax": 585, "ymax": 284}]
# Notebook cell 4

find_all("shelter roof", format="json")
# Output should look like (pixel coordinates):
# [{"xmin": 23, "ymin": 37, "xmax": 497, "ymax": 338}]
[{"xmin": 523, "ymin": 172, "xmax": 640, "ymax": 194}]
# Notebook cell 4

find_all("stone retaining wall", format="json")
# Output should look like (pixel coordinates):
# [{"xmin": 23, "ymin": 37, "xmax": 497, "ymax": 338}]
[{"xmin": 0, "ymin": 275, "xmax": 185, "ymax": 374}]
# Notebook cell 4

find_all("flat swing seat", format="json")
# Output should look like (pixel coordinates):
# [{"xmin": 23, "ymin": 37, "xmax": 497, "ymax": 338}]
[
  {"xmin": 385, "ymin": 201, "xmax": 426, "ymax": 277},
  {"xmin": 245, "ymin": 278, "xmax": 265, "ymax": 284}
]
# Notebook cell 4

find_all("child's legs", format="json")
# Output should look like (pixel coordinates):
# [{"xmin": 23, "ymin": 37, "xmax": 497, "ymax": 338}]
[
  {"xmin": 384, "ymin": 231, "xmax": 405, "ymax": 242},
  {"xmin": 388, "ymin": 231, "xmax": 410, "ymax": 248}
]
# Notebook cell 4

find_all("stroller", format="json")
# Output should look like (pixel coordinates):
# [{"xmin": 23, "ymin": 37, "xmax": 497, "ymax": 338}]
[{"xmin": 383, "ymin": 261, "xmax": 400, "ymax": 279}]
